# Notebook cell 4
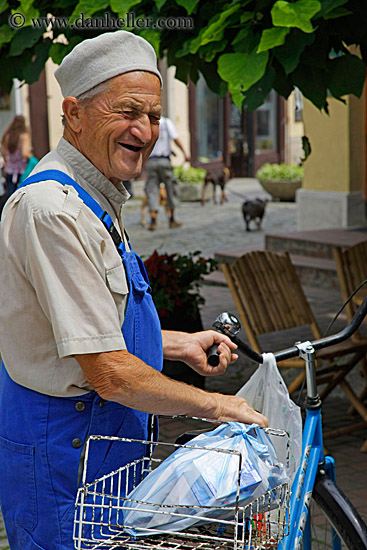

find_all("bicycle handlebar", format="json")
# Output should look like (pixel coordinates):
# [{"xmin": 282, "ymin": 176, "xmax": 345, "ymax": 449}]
[
  {"xmin": 212, "ymin": 297, "xmax": 367, "ymax": 365},
  {"xmin": 274, "ymin": 296, "xmax": 367, "ymax": 362}
]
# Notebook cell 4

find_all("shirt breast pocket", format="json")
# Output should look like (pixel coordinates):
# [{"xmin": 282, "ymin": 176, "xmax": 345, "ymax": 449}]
[{"xmin": 106, "ymin": 264, "xmax": 129, "ymax": 325}]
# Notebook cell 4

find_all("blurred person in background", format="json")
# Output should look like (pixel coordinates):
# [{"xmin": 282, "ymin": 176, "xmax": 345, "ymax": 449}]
[{"xmin": 1, "ymin": 115, "xmax": 31, "ymax": 198}]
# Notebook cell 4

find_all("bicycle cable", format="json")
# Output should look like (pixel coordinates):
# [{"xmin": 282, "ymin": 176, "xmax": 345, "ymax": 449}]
[{"xmin": 295, "ymin": 278, "xmax": 367, "ymax": 406}]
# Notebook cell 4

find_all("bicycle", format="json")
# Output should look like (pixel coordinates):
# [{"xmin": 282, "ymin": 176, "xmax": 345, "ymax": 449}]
[
  {"xmin": 73, "ymin": 298, "xmax": 367, "ymax": 550},
  {"xmin": 208, "ymin": 299, "xmax": 367, "ymax": 550}
]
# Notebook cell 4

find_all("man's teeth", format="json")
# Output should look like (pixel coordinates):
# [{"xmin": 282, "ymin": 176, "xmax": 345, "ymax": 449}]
[{"xmin": 120, "ymin": 143, "xmax": 141, "ymax": 152}]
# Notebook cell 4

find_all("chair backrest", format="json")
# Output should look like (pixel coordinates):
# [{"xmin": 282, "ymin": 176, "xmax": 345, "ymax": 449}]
[
  {"xmin": 333, "ymin": 241, "xmax": 367, "ymax": 323},
  {"xmin": 221, "ymin": 250, "xmax": 322, "ymax": 353}
]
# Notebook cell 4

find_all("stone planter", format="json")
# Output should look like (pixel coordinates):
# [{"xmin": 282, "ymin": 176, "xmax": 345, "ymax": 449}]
[
  {"xmin": 177, "ymin": 182, "xmax": 202, "ymax": 202},
  {"xmin": 259, "ymin": 179, "xmax": 302, "ymax": 202}
]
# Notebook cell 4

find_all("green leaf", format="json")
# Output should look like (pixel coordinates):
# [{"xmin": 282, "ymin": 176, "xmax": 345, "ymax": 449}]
[
  {"xmin": 0, "ymin": 59, "xmax": 14, "ymax": 93},
  {"xmin": 218, "ymin": 50, "xmax": 269, "ymax": 106},
  {"xmin": 240, "ymin": 11, "xmax": 254, "ymax": 23},
  {"xmin": 200, "ymin": 60, "xmax": 228, "ymax": 96},
  {"xmin": 173, "ymin": 59, "xmax": 191, "ymax": 83},
  {"xmin": 9, "ymin": 26, "xmax": 43, "ymax": 56},
  {"xmin": 327, "ymin": 54, "xmax": 366, "ymax": 98},
  {"xmin": 274, "ymin": 28, "xmax": 315, "ymax": 73},
  {"xmin": 197, "ymin": 39, "xmax": 227, "ymax": 62},
  {"xmin": 0, "ymin": 23, "xmax": 13, "ymax": 48},
  {"xmin": 293, "ymin": 63, "xmax": 327, "ymax": 109},
  {"xmin": 175, "ymin": 0, "xmax": 200, "ymax": 15},
  {"xmin": 108, "ymin": 0, "xmax": 142, "ymax": 18},
  {"xmin": 273, "ymin": 64, "xmax": 293, "ymax": 98},
  {"xmin": 243, "ymin": 66, "xmax": 275, "ymax": 111},
  {"xmin": 0, "ymin": 0, "xmax": 8, "ymax": 15},
  {"xmin": 138, "ymin": 29, "xmax": 161, "ymax": 55},
  {"xmin": 49, "ymin": 36, "xmax": 84, "ymax": 65},
  {"xmin": 323, "ymin": 7, "xmax": 352, "ymax": 19},
  {"xmin": 316, "ymin": 0, "xmax": 348, "ymax": 17},
  {"xmin": 190, "ymin": 3, "xmax": 241, "ymax": 51},
  {"xmin": 69, "ymin": 0, "xmax": 109, "ymax": 21},
  {"xmin": 233, "ymin": 27, "xmax": 260, "ymax": 54},
  {"xmin": 22, "ymin": 39, "xmax": 52, "ymax": 84},
  {"xmin": 257, "ymin": 27, "xmax": 290, "ymax": 52},
  {"xmin": 154, "ymin": 0, "xmax": 168, "ymax": 9},
  {"xmin": 14, "ymin": 0, "xmax": 39, "ymax": 23},
  {"xmin": 271, "ymin": 0, "xmax": 322, "ymax": 33},
  {"xmin": 301, "ymin": 135, "xmax": 311, "ymax": 162}
]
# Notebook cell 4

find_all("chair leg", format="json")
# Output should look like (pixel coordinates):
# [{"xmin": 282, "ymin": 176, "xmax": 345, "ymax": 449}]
[
  {"xmin": 288, "ymin": 370, "xmax": 306, "ymax": 395},
  {"xmin": 340, "ymin": 380, "xmax": 367, "ymax": 423},
  {"xmin": 347, "ymin": 356, "xmax": 367, "ymax": 415},
  {"xmin": 318, "ymin": 352, "xmax": 365, "ymax": 402},
  {"xmin": 347, "ymin": 384, "xmax": 367, "ymax": 415}
]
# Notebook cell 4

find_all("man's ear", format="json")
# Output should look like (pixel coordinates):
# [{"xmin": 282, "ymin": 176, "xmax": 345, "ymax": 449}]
[{"xmin": 62, "ymin": 97, "xmax": 83, "ymax": 133}]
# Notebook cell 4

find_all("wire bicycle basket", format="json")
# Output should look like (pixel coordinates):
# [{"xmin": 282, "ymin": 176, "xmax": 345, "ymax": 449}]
[{"xmin": 74, "ymin": 418, "xmax": 291, "ymax": 550}]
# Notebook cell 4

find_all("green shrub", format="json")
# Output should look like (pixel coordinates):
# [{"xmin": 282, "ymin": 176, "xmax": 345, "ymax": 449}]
[
  {"xmin": 173, "ymin": 165, "xmax": 206, "ymax": 184},
  {"xmin": 256, "ymin": 163, "xmax": 304, "ymax": 183}
]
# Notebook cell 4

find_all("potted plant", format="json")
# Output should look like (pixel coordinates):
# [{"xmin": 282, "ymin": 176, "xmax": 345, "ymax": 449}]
[
  {"xmin": 173, "ymin": 165, "xmax": 206, "ymax": 202},
  {"xmin": 144, "ymin": 250, "xmax": 217, "ymax": 387},
  {"xmin": 256, "ymin": 163, "xmax": 304, "ymax": 202}
]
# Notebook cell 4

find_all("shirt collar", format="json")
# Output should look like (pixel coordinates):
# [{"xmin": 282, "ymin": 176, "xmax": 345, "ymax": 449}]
[{"xmin": 56, "ymin": 137, "xmax": 130, "ymax": 209}]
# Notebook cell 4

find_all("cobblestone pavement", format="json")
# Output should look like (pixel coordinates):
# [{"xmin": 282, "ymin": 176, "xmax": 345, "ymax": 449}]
[
  {"xmin": 1, "ymin": 179, "xmax": 366, "ymax": 545},
  {"xmin": 122, "ymin": 178, "xmax": 297, "ymax": 258}
]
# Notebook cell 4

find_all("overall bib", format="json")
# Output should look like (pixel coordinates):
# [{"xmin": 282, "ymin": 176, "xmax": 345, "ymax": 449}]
[{"xmin": 0, "ymin": 170, "xmax": 163, "ymax": 549}]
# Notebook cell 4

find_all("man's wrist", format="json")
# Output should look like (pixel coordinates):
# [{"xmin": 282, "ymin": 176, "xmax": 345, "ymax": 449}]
[{"xmin": 162, "ymin": 329, "xmax": 190, "ymax": 361}]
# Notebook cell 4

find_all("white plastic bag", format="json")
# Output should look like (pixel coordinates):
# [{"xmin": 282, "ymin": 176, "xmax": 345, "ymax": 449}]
[
  {"xmin": 237, "ymin": 353, "xmax": 302, "ymax": 482},
  {"xmin": 122, "ymin": 422, "xmax": 289, "ymax": 536}
]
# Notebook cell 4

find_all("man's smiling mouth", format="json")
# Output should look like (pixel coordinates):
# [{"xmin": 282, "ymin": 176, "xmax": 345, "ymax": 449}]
[{"xmin": 119, "ymin": 143, "xmax": 143, "ymax": 153}]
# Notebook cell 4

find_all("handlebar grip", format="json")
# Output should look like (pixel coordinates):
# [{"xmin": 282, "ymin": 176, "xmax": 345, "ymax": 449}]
[{"xmin": 207, "ymin": 343, "xmax": 220, "ymax": 366}]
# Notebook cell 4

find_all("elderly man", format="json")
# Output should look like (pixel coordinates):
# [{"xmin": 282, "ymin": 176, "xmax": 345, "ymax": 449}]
[{"xmin": 0, "ymin": 31, "xmax": 266, "ymax": 550}]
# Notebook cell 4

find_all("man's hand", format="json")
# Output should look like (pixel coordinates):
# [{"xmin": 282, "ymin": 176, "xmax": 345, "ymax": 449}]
[
  {"xmin": 214, "ymin": 393, "xmax": 268, "ymax": 427},
  {"xmin": 162, "ymin": 329, "xmax": 238, "ymax": 376}
]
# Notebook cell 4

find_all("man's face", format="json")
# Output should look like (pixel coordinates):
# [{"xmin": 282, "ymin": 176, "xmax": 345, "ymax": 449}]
[{"xmin": 77, "ymin": 72, "xmax": 161, "ymax": 184}]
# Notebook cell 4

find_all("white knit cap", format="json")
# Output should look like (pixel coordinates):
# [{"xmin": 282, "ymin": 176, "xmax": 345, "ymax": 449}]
[{"xmin": 55, "ymin": 31, "xmax": 162, "ymax": 98}]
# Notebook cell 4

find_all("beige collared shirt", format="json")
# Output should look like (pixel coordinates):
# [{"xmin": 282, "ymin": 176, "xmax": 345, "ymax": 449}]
[{"xmin": 0, "ymin": 138, "xmax": 131, "ymax": 396}]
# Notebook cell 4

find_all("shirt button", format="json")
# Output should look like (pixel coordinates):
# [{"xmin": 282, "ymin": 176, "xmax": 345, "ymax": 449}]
[
  {"xmin": 72, "ymin": 438, "xmax": 82, "ymax": 449},
  {"xmin": 75, "ymin": 402, "xmax": 85, "ymax": 412},
  {"xmin": 99, "ymin": 399, "xmax": 105, "ymax": 408}
]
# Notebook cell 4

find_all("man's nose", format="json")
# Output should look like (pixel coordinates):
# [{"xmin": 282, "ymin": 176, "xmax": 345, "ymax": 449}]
[{"xmin": 130, "ymin": 115, "xmax": 152, "ymax": 144}]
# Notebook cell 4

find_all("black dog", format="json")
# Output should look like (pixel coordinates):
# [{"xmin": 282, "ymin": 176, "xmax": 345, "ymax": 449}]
[{"xmin": 242, "ymin": 198, "xmax": 267, "ymax": 231}]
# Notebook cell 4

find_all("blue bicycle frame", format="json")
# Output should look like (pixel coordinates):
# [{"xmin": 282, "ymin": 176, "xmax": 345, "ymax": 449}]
[{"xmin": 280, "ymin": 342, "xmax": 340, "ymax": 550}]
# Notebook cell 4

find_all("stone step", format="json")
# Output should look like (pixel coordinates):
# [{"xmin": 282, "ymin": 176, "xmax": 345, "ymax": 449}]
[
  {"xmin": 265, "ymin": 227, "xmax": 367, "ymax": 260},
  {"xmin": 210, "ymin": 248, "xmax": 339, "ymax": 290}
]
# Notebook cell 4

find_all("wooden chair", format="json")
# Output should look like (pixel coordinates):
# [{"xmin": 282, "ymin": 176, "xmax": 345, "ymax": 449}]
[
  {"xmin": 221, "ymin": 250, "xmax": 367, "ymax": 438},
  {"xmin": 333, "ymin": 241, "xmax": 367, "ymax": 449}
]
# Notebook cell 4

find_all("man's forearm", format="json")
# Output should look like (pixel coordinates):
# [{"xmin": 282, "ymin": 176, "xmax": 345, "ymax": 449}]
[
  {"xmin": 75, "ymin": 349, "xmax": 267, "ymax": 426},
  {"xmin": 76, "ymin": 349, "xmax": 218, "ymax": 418}
]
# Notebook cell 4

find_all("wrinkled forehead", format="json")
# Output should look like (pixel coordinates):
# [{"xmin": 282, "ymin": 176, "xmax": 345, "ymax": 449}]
[{"xmin": 92, "ymin": 72, "xmax": 162, "ymax": 109}]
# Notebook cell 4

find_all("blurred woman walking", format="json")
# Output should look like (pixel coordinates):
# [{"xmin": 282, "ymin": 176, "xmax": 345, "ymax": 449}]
[{"xmin": 1, "ymin": 115, "xmax": 31, "ymax": 199}]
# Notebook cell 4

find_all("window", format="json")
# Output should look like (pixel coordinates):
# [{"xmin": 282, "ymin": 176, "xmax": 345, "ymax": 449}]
[
  {"xmin": 256, "ymin": 90, "xmax": 278, "ymax": 152},
  {"xmin": 195, "ymin": 75, "xmax": 223, "ymax": 163}
]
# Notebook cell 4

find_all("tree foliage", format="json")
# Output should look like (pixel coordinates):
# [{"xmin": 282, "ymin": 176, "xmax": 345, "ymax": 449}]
[{"xmin": 0, "ymin": 0, "xmax": 366, "ymax": 111}]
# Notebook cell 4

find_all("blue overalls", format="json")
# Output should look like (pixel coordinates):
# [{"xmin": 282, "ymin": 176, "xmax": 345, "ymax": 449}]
[{"xmin": 0, "ymin": 170, "xmax": 163, "ymax": 549}]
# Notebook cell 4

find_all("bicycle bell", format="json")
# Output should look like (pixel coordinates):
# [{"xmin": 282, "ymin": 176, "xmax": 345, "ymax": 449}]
[{"xmin": 212, "ymin": 312, "xmax": 241, "ymax": 337}]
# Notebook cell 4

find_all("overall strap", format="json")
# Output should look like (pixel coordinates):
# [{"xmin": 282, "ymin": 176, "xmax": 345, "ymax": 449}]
[{"xmin": 18, "ymin": 169, "xmax": 126, "ymax": 255}]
